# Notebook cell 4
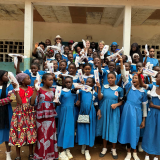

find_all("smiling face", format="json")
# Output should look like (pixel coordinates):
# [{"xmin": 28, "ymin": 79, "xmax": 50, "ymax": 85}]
[
  {"xmin": 107, "ymin": 73, "xmax": 116, "ymax": 86},
  {"xmin": 39, "ymin": 44, "xmax": 45, "ymax": 50},
  {"xmin": 86, "ymin": 40, "xmax": 90, "ymax": 48},
  {"xmin": 133, "ymin": 55, "xmax": 140, "ymax": 63},
  {"xmin": 45, "ymin": 39, "xmax": 51, "ymax": 46},
  {"xmin": 132, "ymin": 74, "xmax": 139, "ymax": 87},
  {"xmin": 65, "ymin": 78, "xmax": 73, "ymax": 89},
  {"xmin": 48, "ymin": 50, "xmax": 54, "ymax": 58},
  {"xmin": 94, "ymin": 57, "xmax": 100, "ymax": 67},
  {"xmin": 56, "ymin": 38, "xmax": 61, "ymax": 44},
  {"xmin": 88, "ymin": 48, "xmax": 93, "ymax": 57},
  {"xmin": 99, "ymin": 42, "xmax": 104, "ymax": 50}
]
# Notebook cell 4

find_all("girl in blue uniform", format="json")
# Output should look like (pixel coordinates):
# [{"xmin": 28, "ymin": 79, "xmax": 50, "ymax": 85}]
[
  {"xmin": 143, "ymin": 48, "xmax": 159, "ymax": 69},
  {"xmin": 0, "ymin": 70, "xmax": 14, "ymax": 160},
  {"xmin": 130, "ymin": 53, "xmax": 141, "ymax": 74},
  {"xmin": 57, "ymin": 76, "xmax": 80, "ymax": 160},
  {"xmin": 118, "ymin": 55, "xmax": 148, "ymax": 160},
  {"xmin": 77, "ymin": 77, "xmax": 100, "ymax": 160},
  {"xmin": 96, "ymin": 72, "xmax": 123, "ymax": 159},
  {"xmin": 138, "ymin": 72, "xmax": 160, "ymax": 160},
  {"xmin": 98, "ymin": 61, "xmax": 120, "ymax": 85},
  {"xmin": 62, "ymin": 46, "xmax": 69, "ymax": 62},
  {"xmin": 16, "ymin": 57, "xmax": 46, "ymax": 87},
  {"xmin": 89, "ymin": 56, "xmax": 100, "ymax": 75}
]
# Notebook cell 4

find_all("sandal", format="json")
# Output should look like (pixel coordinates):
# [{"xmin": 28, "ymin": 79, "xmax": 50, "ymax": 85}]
[
  {"xmin": 15, "ymin": 157, "xmax": 21, "ymax": 160},
  {"xmin": 28, "ymin": 155, "xmax": 34, "ymax": 160}
]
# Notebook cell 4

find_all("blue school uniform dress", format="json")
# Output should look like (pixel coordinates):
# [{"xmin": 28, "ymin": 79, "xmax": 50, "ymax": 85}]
[
  {"xmin": 142, "ymin": 84, "xmax": 160, "ymax": 155},
  {"xmin": 0, "ymin": 83, "xmax": 13, "ymax": 144},
  {"xmin": 89, "ymin": 61, "xmax": 98, "ymax": 75},
  {"xmin": 52, "ymin": 71, "xmax": 61, "ymax": 88},
  {"xmin": 143, "ymin": 57, "xmax": 159, "ymax": 68},
  {"xmin": 96, "ymin": 85, "xmax": 123, "ymax": 143},
  {"xmin": 88, "ymin": 57, "xmax": 93, "ymax": 61},
  {"xmin": 102, "ymin": 65, "xmax": 109, "ymax": 71},
  {"xmin": 57, "ymin": 88, "xmax": 78, "ymax": 149},
  {"xmin": 130, "ymin": 64, "xmax": 137, "ymax": 73},
  {"xmin": 100, "ymin": 69, "xmax": 120, "ymax": 85},
  {"xmin": 118, "ymin": 81, "xmax": 148, "ymax": 149},
  {"xmin": 77, "ymin": 89, "xmax": 98, "ymax": 147},
  {"xmin": 23, "ymin": 69, "xmax": 46, "ymax": 86}
]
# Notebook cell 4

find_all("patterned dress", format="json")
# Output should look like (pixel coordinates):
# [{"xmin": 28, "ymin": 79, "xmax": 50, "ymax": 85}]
[
  {"xmin": 34, "ymin": 88, "xmax": 58, "ymax": 160},
  {"xmin": 9, "ymin": 86, "xmax": 37, "ymax": 147}
]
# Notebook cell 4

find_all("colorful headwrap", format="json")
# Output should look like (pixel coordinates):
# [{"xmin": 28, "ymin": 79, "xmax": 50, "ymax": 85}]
[
  {"xmin": 110, "ymin": 42, "xmax": 118, "ymax": 47},
  {"xmin": 16, "ymin": 73, "xmax": 28, "ymax": 83}
]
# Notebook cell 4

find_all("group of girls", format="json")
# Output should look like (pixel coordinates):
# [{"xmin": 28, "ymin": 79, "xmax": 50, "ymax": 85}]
[{"xmin": 0, "ymin": 35, "xmax": 160, "ymax": 160}]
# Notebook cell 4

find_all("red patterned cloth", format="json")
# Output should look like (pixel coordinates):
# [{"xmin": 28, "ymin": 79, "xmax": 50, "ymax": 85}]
[
  {"xmin": 35, "ymin": 88, "xmax": 57, "ymax": 119},
  {"xmin": 34, "ymin": 88, "xmax": 58, "ymax": 159},
  {"xmin": 9, "ymin": 87, "xmax": 37, "ymax": 147},
  {"xmin": 34, "ymin": 117, "xmax": 58, "ymax": 160}
]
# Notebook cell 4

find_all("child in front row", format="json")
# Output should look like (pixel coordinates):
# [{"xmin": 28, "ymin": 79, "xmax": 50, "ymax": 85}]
[
  {"xmin": 96, "ymin": 72, "xmax": 123, "ymax": 159},
  {"xmin": 9, "ymin": 73, "xmax": 37, "ymax": 160},
  {"xmin": 138, "ymin": 71, "xmax": 160, "ymax": 160},
  {"xmin": 77, "ymin": 78, "xmax": 101, "ymax": 160},
  {"xmin": 30, "ymin": 73, "xmax": 58, "ymax": 160},
  {"xmin": 118, "ymin": 55, "xmax": 148, "ymax": 160},
  {"xmin": 57, "ymin": 76, "xmax": 80, "ymax": 160}
]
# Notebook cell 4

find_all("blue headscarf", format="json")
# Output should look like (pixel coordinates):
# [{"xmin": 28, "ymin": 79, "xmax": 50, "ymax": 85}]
[{"xmin": 110, "ymin": 42, "xmax": 118, "ymax": 47}]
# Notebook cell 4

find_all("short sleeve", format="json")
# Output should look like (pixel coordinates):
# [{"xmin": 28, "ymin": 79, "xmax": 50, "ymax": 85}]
[
  {"xmin": 101, "ymin": 68, "xmax": 107, "ymax": 76},
  {"xmin": 146, "ymin": 84, "xmax": 153, "ymax": 91},
  {"xmin": 156, "ymin": 59, "xmax": 159, "ymax": 66},
  {"xmin": 124, "ymin": 81, "xmax": 132, "ymax": 91},
  {"xmin": 24, "ymin": 69, "xmax": 31, "ymax": 75},
  {"xmin": 118, "ymin": 87, "xmax": 124, "ymax": 99}
]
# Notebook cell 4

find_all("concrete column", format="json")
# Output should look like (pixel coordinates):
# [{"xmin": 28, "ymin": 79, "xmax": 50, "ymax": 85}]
[
  {"xmin": 123, "ymin": 5, "xmax": 131, "ymax": 56},
  {"xmin": 24, "ymin": 1, "xmax": 33, "ymax": 70}
]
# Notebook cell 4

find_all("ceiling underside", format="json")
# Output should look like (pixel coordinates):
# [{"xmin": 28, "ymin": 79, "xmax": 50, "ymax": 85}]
[{"xmin": 0, "ymin": 4, "xmax": 160, "ymax": 26}]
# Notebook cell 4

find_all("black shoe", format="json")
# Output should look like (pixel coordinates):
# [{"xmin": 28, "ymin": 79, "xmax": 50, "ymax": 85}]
[
  {"xmin": 15, "ymin": 157, "xmax": 21, "ymax": 160},
  {"xmin": 99, "ymin": 151, "xmax": 107, "ymax": 157},
  {"xmin": 28, "ymin": 154, "xmax": 34, "ymax": 160},
  {"xmin": 111, "ymin": 149, "xmax": 118, "ymax": 159}
]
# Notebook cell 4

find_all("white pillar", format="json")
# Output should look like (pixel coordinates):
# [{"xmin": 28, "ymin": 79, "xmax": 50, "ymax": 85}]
[
  {"xmin": 24, "ymin": 1, "xmax": 33, "ymax": 70},
  {"xmin": 123, "ymin": 5, "xmax": 131, "ymax": 56}
]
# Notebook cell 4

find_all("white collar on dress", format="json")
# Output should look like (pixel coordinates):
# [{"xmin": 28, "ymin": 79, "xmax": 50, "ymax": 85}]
[
  {"xmin": 62, "ymin": 88, "xmax": 70, "ymax": 92},
  {"xmin": 106, "ymin": 70, "xmax": 117, "ymax": 75},
  {"xmin": 29, "ymin": 69, "xmax": 39, "ymax": 78},
  {"xmin": 150, "ymin": 85, "xmax": 160, "ymax": 99},
  {"xmin": 132, "ymin": 85, "xmax": 145, "ymax": 92},
  {"xmin": 103, "ymin": 84, "xmax": 119, "ymax": 90},
  {"xmin": 83, "ymin": 74, "xmax": 94, "ymax": 78}
]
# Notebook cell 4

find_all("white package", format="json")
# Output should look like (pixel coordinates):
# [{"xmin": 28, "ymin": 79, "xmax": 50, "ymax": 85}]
[
  {"xmin": 94, "ymin": 69, "xmax": 99, "ymax": 83},
  {"xmin": 81, "ymin": 85, "xmax": 92, "ymax": 92},
  {"xmin": 107, "ymin": 48, "xmax": 124, "ymax": 61},
  {"xmin": 143, "ymin": 67, "xmax": 158, "ymax": 77},
  {"xmin": 54, "ymin": 86, "xmax": 62, "ymax": 103},
  {"xmin": 8, "ymin": 72, "xmax": 19, "ymax": 91},
  {"xmin": 145, "ymin": 44, "xmax": 149, "ymax": 56},
  {"xmin": 71, "ymin": 42, "xmax": 78, "ymax": 50},
  {"xmin": 47, "ymin": 63, "xmax": 54, "ymax": 73},
  {"xmin": 82, "ymin": 39, "xmax": 86, "ymax": 48},
  {"xmin": 78, "ymin": 69, "xmax": 83, "ymax": 82},
  {"xmin": 35, "ymin": 73, "xmax": 41, "ymax": 91},
  {"xmin": 101, "ymin": 45, "xmax": 109, "ymax": 59},
  {"xmin": 73, "ymin": 83, "xmax": 84, "ymax": 88},
  {"xmin": 37, "ymin": 46, "xmax": 45, "ymax": 55},
  {"xmin": 75, "ymin": 56, "xmax": 80, "ymax": 67}
]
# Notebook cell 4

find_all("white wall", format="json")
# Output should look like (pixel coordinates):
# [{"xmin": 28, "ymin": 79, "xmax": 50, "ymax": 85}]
[{"xmin": 1, "ymin": 20, "xmax": 160, "ymax": 48}]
